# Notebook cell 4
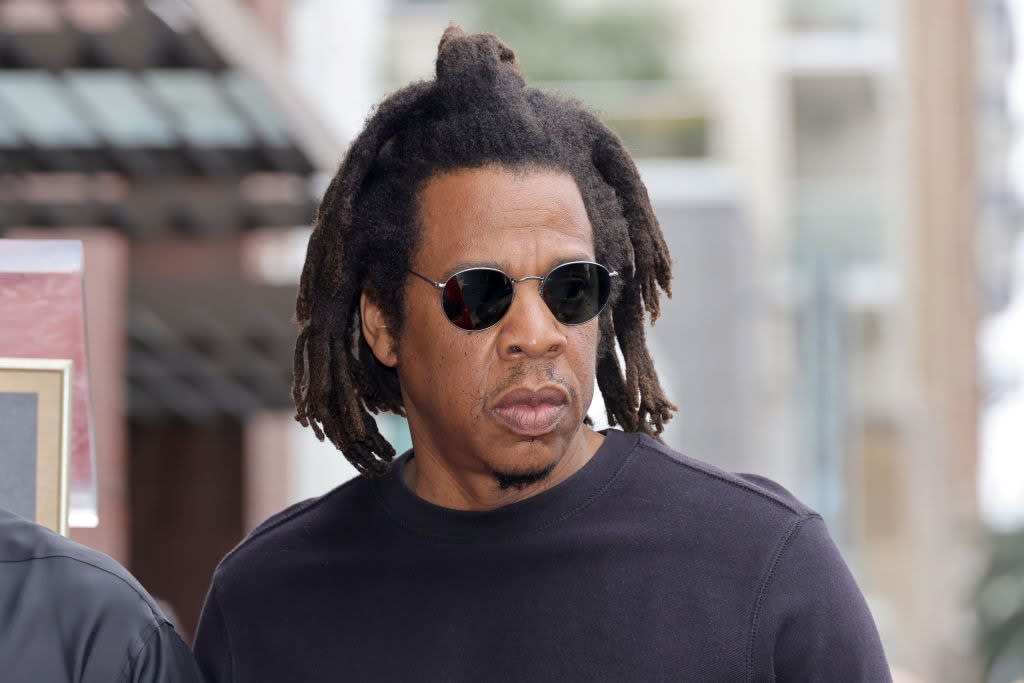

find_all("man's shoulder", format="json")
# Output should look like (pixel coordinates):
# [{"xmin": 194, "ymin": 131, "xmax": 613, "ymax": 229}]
[
  {"xmin": 0, "ymin": 508, "xmax": 166, "ymax": 626},
  {"xmin": 1, "ymin": 510, "xmax": 203, "ymax": 681},
  {"xmin": 213, "ymin": 474, "xmax": 373, "ymax": 580},
  {"xmin": 624, "ymin": 431, "xmax": 817, "ymax": 523},
  {"xmin": 0, "ymin": 510, "xmax": 190, "ymax": 679}
]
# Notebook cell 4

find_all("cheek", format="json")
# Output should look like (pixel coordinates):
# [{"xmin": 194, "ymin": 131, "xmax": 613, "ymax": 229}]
[
  {"xmin": 396, "ymin": 305, "xmax": 447, "ymax": 387},
  {"xmin": 571, "ymin": 325, "xmax": 601, "ymax": 370},
  {"xmin": 405, "ymin": 327, "xmax": 496, "ymax": 408},
  {"xmin": 564, "ymin": 326, "xmax": 601, "ymax": 405}
]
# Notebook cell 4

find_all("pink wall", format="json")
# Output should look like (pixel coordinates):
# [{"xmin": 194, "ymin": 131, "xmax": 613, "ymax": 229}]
[{"xmin": 11, "ymin": 228, "xmax": 129, "ymax": 564}]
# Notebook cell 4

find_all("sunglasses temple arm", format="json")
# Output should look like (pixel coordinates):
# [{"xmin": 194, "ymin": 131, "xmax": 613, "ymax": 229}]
[{"xmin": 408, "ymin": 270, "xmax": 446, "ymax": 289}]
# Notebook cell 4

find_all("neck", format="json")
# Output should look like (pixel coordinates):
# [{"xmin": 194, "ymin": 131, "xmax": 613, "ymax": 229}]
[{"xmin": 402, "ymin": 427, "xmax": 604, "ymax": 511}]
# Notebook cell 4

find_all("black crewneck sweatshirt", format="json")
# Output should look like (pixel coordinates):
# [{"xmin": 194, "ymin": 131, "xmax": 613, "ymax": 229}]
[{"xmin": 195, "ymin": 429, "xmax": 890, "ymax": 682}]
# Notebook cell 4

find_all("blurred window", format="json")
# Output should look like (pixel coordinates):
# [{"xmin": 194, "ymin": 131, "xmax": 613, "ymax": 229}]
[
  {"xmin": 145, "ymin": 71, "xmax": 252, "ymax": 147},
  {"xmin": 790, "ymin": 74, "xmax": 884, "ymax": 259},
  {"xmin": 787, "ymin": 0, "xmax": 881, "ymax": 31},
  {"xmin": 66, "ymin": 71, "xmax": 176, "ymax": 147},
  {"xmin": 223, "ymin": 72, "xmax": 291, "ymax": 147},
  {"xmin": 0, "ymin": 112, "xmax": 20, "ymax": 146},
  {"xmin": 0, "ymin": 72, "xmax": 98, "ymax": 146}
]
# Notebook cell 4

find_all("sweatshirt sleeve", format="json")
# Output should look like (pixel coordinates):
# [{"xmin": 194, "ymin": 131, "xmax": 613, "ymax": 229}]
[
  {"xmin": 124, "ymin": 621, "xmax": 204, "ymax": 683},
  {"xmin": 749, "ymin": 515, "xmax": 891, "ymax": 682},
  {"xmin": 194, "ymin": 584, "xmax": 235, "ymax": 683}
]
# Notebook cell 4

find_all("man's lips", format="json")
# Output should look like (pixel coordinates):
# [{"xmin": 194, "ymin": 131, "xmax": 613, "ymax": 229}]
[{"xmin": 490, "ymin": 387, "xmax": 569, "ymax": 437}]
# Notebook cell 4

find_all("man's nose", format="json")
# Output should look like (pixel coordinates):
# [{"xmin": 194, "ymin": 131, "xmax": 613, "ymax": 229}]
[{"xmin": 496, "ymin": 281, "xmax": 567, "ymax": 359}]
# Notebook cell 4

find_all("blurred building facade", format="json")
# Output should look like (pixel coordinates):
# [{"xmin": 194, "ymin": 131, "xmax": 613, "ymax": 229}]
[
  {"xmin": 0, "ymin": 0, "xmax": 341, "ymax": 637},
  {"xmin": 686, "ymin": 1, "xmax": 987, "ymax": 679}
]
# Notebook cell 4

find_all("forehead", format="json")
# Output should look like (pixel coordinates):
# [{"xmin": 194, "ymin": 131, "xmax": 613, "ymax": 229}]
[{"xmin": 414, "ymin": 165, "xmax": 595, "ymax": 273}]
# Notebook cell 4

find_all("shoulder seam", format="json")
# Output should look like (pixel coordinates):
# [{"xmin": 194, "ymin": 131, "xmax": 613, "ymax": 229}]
[
  {"xmin": 216, "ymin": 475, "xmax": 364, "ymax": 571},
  {"xmin": 117, "ymin": 620, "xmax": 167, "ymax": 683},
  {"xmin": 0, "ymin": 554, "xmax": 166, "ymax": 625},
  {"xmin": 745, "ymin": 513, "xmax": 822, "ymax": 680},
  {"xmin": 212, "ymin": 584, "xmax": 239, "ymax": 683},
  {"xmin": 637, "ymin": 438, "xmax": 808, "ymax": 516}
]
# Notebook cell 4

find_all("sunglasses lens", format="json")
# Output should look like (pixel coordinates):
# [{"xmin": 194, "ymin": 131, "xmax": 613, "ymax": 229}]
[
  {"xmin": 442, "ymin": 269, "xmax": 514, "ymax": 330},
  {"xmin": 543, "ymin": 262, "xmax": 611, "ymax": 324}
]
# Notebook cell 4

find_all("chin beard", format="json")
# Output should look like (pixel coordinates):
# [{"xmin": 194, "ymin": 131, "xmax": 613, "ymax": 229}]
[{"xmin": 491, "ymin": 462, "xmax": 557, "ymax": 491}]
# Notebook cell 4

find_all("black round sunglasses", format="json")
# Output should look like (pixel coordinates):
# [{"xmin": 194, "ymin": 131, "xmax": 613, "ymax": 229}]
[{"xmin": 408, "ymin": 261, "xmax": 618, "ymax": 331}]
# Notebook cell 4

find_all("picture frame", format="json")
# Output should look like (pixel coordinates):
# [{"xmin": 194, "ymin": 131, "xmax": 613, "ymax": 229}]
[{"xmin": 0, "ymin": 358, "xmax": 73, "ymax": 535}]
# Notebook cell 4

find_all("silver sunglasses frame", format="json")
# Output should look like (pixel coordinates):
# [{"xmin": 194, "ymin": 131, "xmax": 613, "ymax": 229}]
[{"xmin": 408, "ymin": 260, "xmax": 619, "ymax": 330}]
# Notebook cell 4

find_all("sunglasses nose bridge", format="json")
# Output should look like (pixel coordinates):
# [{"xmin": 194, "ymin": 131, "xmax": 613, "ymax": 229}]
[
  {"xmin": 511, "ymin": 274, "xmax": 545, "ymax": 286},
  {"xmin": 509, "ymin": 274, "xmax": 549, "ymax": 311}
]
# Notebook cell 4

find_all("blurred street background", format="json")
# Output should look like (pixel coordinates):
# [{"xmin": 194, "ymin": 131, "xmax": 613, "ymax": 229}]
[{"xmin": 1, "ymin": 0, "xmax": 1023, "ymax": 680}]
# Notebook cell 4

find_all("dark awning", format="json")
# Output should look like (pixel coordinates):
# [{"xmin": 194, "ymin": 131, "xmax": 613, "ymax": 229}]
[
  {"xmin": 0, "ymin": 0, "xmax": 340, "ymax": 238},
  {"xmin": 128, "ymin": 278, "xmax": 298, "ymax": 421},
  {"xmin": 1, "ymin": 0, "xmax": 343, "ymax": 420}
]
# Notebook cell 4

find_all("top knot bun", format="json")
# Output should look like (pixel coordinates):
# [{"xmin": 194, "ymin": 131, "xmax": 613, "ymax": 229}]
[{"xmin": 434, "ymin": 25, "xmax": 526, "ymax": 106}]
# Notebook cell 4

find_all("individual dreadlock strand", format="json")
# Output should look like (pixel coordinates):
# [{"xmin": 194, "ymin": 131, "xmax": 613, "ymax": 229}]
[
  {"xmin": 292, "ymin": 235, "xmax": 326, "ymax": 431},
  {"xmin": 641, "ymin": 373, "xmax": 676, "ymax": 434},
  {"xmin": 611, "ymin": 286, "xmax": 674, "ymax": 437},
  {"xmin": 587, "ymin": 122, "xmax": 673, "ymax": 322},
  {"xmin": 327, "ymin": 331, "xmax": 370, "ymax": 443},
  {"xmin": 358, "ymin": 409, "xmax": 395, "ymax": 473},
  {"xmin": 302, "ymin": 328, "xmax": 334, "ymax": 442},
  {"xmin": 332, "ymin": 415, "xmax": 392, "ymax": 477},
  {"xmin": 292, "ymin": 324, "xmax": 311, "ymax": 423},
  {"xmin": 595, "ymin": 314, "xmax": 636, "ymax": 431},
  {"xmin": 619, "ymin": 328, "xmax": 673, "ymax": 436},
  {"xmin": 325, "ymin": 329, "xmax": 396, "ymax": 475},
  {"xmin": 633, "ymin": 342, "xmax": 676, "ymax": 435},
  {"xmin": 610, "ymin": 277, "xmax": 643, "ymax": 405},
  {"xmin": 295, "ymin": 230, "xmax": 326, "ymax": 323},
  {"xmin": 595, "ymin": 352, "xmax": 629, "ymax": 429}
]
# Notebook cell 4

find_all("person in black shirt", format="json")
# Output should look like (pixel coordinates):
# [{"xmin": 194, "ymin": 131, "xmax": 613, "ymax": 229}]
[
  {"xmin": 0, "ymin": 508, "xmax": 202, "ymax": 682},
  {"xmin": 195, "ymin": 26, "xmax": 891, "ymax": 682}
]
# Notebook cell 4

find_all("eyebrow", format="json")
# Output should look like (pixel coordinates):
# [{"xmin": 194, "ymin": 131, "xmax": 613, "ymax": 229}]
[{"xmin": 443, "ymin": 254, "xmax": 596, "ymax": 278}]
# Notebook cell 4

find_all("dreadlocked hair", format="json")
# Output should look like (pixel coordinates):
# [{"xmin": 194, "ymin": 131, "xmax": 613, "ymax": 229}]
[{"xmin": 293, "ymin": 25, "xmax": 676, "ymax": 476}]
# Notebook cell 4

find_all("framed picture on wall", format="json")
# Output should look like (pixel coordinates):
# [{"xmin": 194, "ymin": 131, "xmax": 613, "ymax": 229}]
[{"xmin": 0, "ymin": 358, "xmax": 73, "ymax": 535}]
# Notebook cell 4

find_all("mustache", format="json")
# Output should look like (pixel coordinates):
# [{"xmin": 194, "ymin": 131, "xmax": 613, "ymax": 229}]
[{"xmin": 486, "ymin": 361, "xmax": 578, "ymax": 406}]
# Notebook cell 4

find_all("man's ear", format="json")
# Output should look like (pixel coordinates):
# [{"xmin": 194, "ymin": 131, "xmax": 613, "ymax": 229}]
[{"xmin": 360, "ymin": 290, "xmax": 398, "ymax": 368}]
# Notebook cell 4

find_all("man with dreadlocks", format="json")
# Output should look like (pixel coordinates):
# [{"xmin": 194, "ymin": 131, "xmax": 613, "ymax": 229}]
[{"xmin": 195, "ymin": 26, "xmax": 889, "ymax": 682}]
